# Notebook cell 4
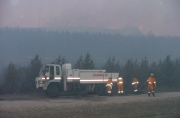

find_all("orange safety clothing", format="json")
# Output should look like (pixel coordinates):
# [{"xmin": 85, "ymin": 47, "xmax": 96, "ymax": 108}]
[
  {"xmin": 106, "ymin": 78, "xmax": 113, "ymax": 94},
  {"xmin": 132, "ymin": 78, "xmax": 139, "ymax": 92},
  {"xmin": 147, "ymin": 75, "xmax": 156, "ymax": 96},
  {"xmin": 117, "ymin": 77, "xmax": 123, "ymax": 94}
]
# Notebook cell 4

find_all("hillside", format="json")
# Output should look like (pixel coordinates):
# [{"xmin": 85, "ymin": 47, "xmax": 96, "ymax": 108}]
[{"xmin": 0, "ymin": 28, "xmax": 180, "ymax": 66}]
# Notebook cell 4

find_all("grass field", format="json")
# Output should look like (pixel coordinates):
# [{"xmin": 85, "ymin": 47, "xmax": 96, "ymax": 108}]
[{"xmin": 0, "ymin": 96, "xmax": 180, "ymax": 118}]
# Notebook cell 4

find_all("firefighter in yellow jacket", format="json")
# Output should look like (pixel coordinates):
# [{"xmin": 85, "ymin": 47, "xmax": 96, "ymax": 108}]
[
  {"xmin": 147, "ymin": 73, "xmax": 156, "ymax": 97},
  {"xmin": 106, "ymin": 77, "xmax": 113, "ymax": 94},
  {"xmin": 117, "ymin": 77, "xmax": 123, "ymax": 94},
  {"xmin": 132, "ymin": 77, "xmax": 139, "ymax": 94}
]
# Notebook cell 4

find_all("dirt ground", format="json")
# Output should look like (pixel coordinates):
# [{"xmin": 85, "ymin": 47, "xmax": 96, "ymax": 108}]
[{"xmin": 0, "ymin": 92, "xmax": 180, "ymax": 110}]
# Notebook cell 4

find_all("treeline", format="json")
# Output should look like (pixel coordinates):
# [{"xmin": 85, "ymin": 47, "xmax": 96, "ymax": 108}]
[
  {"xmin": 1, "ymin": 27, "xmax": 180, "ymax": 66},
  {"xmin": 0, "ymin": 53, "xmax": 180, "ymax": 95}
]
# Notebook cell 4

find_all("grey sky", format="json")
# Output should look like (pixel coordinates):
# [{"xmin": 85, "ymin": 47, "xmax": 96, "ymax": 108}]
[{"xmin": 0, "ymin": 0, "xmax": 180, "ymax": 36}]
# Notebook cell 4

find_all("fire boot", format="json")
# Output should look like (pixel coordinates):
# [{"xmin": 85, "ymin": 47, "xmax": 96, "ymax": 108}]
[
  {"xmin": 134, "ymin": 90, "xmax": 137, "ymax": 95},
  {"xmin": 152, "ymin": 92, "xmax": 155, "ymax": 97}
]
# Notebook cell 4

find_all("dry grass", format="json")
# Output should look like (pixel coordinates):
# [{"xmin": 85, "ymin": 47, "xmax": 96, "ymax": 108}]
[{"xmin": 0, "ymin": 97, "xmax": 180, "ymax": 118}]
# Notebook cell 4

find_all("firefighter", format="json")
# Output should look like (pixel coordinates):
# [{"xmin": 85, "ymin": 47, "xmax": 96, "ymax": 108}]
[
  {"xmin": 147, "ymin": 73, "xmax": 156, "ymax": 97},
  {"xmin": 106, "ymin": 77, "xmax": 113, "ymax": 94},
  {"xmin": 132, "ymin": 77, "xmax": 139, "ymax": 94},
  {"xmin": 117, "ymin": 76, "xmax": 123, "ymax": 94}
]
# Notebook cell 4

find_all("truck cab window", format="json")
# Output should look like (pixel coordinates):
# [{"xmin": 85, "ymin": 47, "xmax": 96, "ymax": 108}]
[{"xmin": 56, "ymin": 66, "xmax": 60, "ymax": 75}]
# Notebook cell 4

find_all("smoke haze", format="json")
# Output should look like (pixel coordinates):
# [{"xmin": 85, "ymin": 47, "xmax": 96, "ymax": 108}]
[{"xmin": 0, "ymin": 0, "xmax": 180, "ymax": 36}]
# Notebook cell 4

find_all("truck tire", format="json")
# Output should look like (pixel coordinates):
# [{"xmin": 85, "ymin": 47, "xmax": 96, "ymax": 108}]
[
  {"xmin": 47, "ymin": 84, "xmax": 59, "ymax": 98},
  {"xmin": 95, "ymin": 85, "xmax": 105, "ymax": 95}
]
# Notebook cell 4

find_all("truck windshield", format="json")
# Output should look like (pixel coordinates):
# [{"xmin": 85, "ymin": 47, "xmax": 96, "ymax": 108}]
[
  {"xmin": 39, "ymin": 68, "xmax": 43, "ymax": 76},
  {"xmin": 39, "ymin": 65, "xmax": 49, "ymax": 76}
]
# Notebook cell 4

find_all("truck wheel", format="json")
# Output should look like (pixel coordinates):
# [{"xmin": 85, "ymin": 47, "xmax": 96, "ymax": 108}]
[
  {"xmin": 47, "ymin": 84, "xmax": 59, "ymax": 98},
  {"xmin": 95, "ymin": 85, "xmax": 105, "ymax": 95}
]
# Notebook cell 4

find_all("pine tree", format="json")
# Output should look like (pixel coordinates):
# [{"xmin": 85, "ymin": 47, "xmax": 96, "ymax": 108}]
[
  {"xmin": 26, "ymin": 55, "xmax": 42, "ymax": 92},
  {"xmin": 161, "ymin": 55, "xmax": 174, "ymax": 87},
  {"xmin": 139, "ymin": 56, "xmax": 150, "ymax": 83},
  {"xmin": 53, "ymin": 56, "xmax": 67, "ymax": 66},
  {"xmin": 3, "ymin": 62, "xmax": 18, "ymax": 93},
  {"xmin": 83, "ymin": 52, "xmax": 95, "ymax": 69},
  {"xmin": 104, "ymin": 56, "xmax": 120, "ymax": 72},
  {"xmin": 74, "ymin": 55, "xmax": 84, "ymax": 69}
]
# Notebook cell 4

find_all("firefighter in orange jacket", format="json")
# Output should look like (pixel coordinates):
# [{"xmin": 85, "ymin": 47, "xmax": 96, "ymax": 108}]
[
  {"xmin": 132, "ymin": 77, "xmax": 139, "ymax": 94},
  {"xmin": 147, "ymin": 73, "xmax": 156, "ymax": 97},
  {"xmin": 117, "ymin": 77, "xmax": 123, "ymax": 94},
  {"xmin": 106, "ymin": 77, "xmax": 113, "ymax": 94}
]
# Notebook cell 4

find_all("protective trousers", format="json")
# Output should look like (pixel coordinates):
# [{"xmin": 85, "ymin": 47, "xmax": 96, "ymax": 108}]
[
  {"xmin": 148, "ymin": 84, "xmax": 155, "ymax": 96},
  {"xmin": 106, "ymin": 84, "xmax": 112, "ymax": 94},
  {"xmin": 117, "ymin": 83, "xmax": 123, "ymax": 94},
  {"xmin": 133, "ymin": 84, "xmax": 138, "ymax": 92}
]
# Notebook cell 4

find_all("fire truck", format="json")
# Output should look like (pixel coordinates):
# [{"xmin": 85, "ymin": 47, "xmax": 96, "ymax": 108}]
[{"xmin": 35, "ymin": 63, "xmax": 119, "ymax": 97}]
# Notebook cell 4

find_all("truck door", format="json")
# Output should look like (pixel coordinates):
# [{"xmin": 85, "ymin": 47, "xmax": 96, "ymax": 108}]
[
  {"xmin": 50, "ymin": 66, "xmax": 54, "ymax": 80},
  {"xmin": 54, "ymin": 65, "xmax": 61, "ymax": 80}
]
